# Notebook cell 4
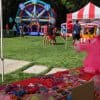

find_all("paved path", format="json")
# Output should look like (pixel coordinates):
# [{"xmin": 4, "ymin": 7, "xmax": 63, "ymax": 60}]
[
  {"xmin": 46, "ymin": 67, "xmax": 68, "ymax": 75},
  {"xmin": 0, "ymin": 59, "xmax": 30, "ymax": 74},
  {"xmin": 23, "ymin": 66, "xmax": 68, "ymax": 75},
  {"xmin": 0, "ymin": 59, "xmax": 68, "ymax": 75},
  {"xmin": 23, "ymin": 65, "xmax": 48, "ymax": 74}
]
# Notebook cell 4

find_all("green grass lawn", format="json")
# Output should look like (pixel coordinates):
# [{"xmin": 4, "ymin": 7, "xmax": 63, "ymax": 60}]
[{"xmin": 0, "ymin": 36, "xmax": 86, "ymax": 84}]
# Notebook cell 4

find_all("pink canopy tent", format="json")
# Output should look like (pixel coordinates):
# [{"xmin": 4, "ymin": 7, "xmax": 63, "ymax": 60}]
[{"xmin": 67, "ymin": 2, "xmax": 100, "ymax": 21}]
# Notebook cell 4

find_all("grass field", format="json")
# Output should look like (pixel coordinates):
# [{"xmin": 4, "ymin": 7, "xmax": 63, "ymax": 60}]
[{"xmin": 0, "ymin": 36, "xmax": 86, "ymax": 84}]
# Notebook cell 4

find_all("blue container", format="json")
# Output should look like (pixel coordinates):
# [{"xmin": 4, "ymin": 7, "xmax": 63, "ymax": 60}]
[
  {"xmin": 29, "ymin": 32, "xmax": 40, "ymax": 36},
  {"xmin": 67, "ymin": 94, "xmax": 72, "ymax": 100}
]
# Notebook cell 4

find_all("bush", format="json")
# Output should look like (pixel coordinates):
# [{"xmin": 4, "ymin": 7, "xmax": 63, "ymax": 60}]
[
  {"xmin": 3, "ymin": 30, "xmax": 15, "ymax": 38},
  {"xmin": 56, "ymin": 29, "xmax": 61, "ymax": 36}
]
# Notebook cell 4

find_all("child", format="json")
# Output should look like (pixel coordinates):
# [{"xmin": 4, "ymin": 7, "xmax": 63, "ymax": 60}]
[
  {"xmin": 43, "ymin": 25, "xmax": 48, "ymax": 45},
  {"xmin": 6, "ymin": 24, "xmax": 9, "ymax": 35}
]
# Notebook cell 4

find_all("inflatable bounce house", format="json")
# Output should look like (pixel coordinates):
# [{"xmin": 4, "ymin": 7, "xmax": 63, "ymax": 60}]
[{"xmin": 15, "ymin": 0, "xmax": 56, "ymax": 36}]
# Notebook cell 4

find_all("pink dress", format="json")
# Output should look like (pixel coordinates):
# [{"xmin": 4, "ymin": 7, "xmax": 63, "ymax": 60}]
[{"xmin": 75, "ymin": 36, "xmax": 100, "ymax": 74}]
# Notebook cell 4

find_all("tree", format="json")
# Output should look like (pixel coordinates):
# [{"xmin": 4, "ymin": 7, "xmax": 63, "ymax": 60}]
[
  {"xmin": 2, "ymin": 0, "xmax": 67, "ymax": 27},
  {"xmin": 2, "ymin": 0, "xmax": 24, "ymax": 28},
  {"xmin": 61, "ymin": 0, "xmax": 90, "ymax": 12},
  {"xmin": 2, "ymin": 0, "xmax": 100, "ymax": 28},
  {"xmin": 61, "ymin": 0, "xmax": 100, "ymax": 12}
]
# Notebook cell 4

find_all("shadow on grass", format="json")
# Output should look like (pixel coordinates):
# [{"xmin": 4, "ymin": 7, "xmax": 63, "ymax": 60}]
[{"xmin": 55, "ymin": 42, "xmax": 65, "ymax": 45}]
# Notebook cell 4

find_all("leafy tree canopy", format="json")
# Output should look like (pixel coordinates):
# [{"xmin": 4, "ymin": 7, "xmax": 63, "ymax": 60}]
[{"xmin": 2, "ymin": 0, "xmax": 100, "ymax": 27}]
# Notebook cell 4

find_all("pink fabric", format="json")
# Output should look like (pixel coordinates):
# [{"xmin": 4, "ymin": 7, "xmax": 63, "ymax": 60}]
[
  {"xmin": 44, "ymin": 25, "xmax": 48, "ymax": 33},
  {"xmin": 75, "ymin": 36, "xmax": 100, "ymax": 74},
  {"xmin": 0, "ymin": 94, "xmax": 11, "ymax": 100}
]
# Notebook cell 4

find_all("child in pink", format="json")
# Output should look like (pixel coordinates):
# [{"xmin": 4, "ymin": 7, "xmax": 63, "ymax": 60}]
[{"xmin": 74, "ymin": 34, "xmax": 100, "ymax": 74}]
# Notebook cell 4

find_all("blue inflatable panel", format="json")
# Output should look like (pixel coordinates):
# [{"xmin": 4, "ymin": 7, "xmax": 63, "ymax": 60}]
[
  {"xmin": 29, "ymin": 32, "xmax": 40, "ymax": 36},
  {"xmin": 39, "ymin": 32, "xmax": 44, "ymax": 36}
]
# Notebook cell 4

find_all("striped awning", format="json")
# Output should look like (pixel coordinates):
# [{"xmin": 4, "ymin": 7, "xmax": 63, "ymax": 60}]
[{"xmin": 67, "ymin": 2, "xmax": 100, "ymax": 21}]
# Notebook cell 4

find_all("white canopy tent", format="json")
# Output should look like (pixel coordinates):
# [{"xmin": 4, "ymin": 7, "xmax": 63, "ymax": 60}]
[{"xmin": 67, "ymin": 2, "xmax": 100, "ymax": 21}]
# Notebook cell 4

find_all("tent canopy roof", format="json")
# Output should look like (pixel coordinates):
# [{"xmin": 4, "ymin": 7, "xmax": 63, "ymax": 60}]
[{"xmin": 67, "ymin": 2, "xmax": 100, "ymax": 21}]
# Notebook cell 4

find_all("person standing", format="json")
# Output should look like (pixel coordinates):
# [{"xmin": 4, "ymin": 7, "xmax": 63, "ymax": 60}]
[
  {"xmin": 12, "ymin": 24, "xmax": 17, "ymax": 36},
  {"xmin": 19, "ymin": 25, "xmax": 24, "ymax": 37},
  {"xmin": 67, "ymin": 21, "xmax": 73, "ymax": 34},
  {"xmin": 72, "ymin": 20, "xmax": 81, "ymax": 44},
  {"xmin": 61, "ymin": 25, "xmax": 67, "ymax": 40},
  {"xmin": 43, "ymin": 25, "xmax": 48, "ymax": 45},
  {"xmin": 96, "ymin": 26, "xmax": 100, "ymax": 35},
  {"xmin": 52, "ymin": 26, "xmax": 57, "ymax": 44},
  {"xmin": 6, "ymin": 24, "xmax": 9, "ymax": 36},
  {"xmin": 47, "ymin": 24, "xmax": 54, "ymax": 45}
]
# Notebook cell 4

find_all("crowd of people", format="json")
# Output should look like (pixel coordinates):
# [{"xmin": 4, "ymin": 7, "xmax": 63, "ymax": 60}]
[
  {"xmin": 6, "ymin": 23, "xmax": 57, "ymax": 41},
  {"xmin": 6, "ymin": 20, "xmax": 100, "ymax": 45},
  {"xmin": 5, "ymin": 20, "xmax": 100, "ymax": 96},
  {"xmin": 66, "ymin": 20, "xmax": 100, "ymax": 45},
  {"xmin": 57, "ymin": 19, "xmax": 100, "ymax": 75},
  {"xmin": 42, "ymin": 20, "xmax": 100, "ymax": 75}
]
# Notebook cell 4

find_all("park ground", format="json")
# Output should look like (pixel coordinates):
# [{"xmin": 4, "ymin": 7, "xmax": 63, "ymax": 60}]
[{"xmin": 0, "ymin": 36, "xmax": 85, "ymax": 84}]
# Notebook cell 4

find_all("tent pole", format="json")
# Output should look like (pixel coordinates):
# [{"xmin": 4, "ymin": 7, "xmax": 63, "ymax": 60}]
[{"xmin": 0, "ymin": 0, "xmax": 4, "ymax": 82}]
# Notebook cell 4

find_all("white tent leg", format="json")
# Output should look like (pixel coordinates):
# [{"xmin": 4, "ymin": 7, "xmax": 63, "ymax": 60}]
[
  {"xmin": 1, "ymin": 58, "xmax": 4, "ymax": 82},
  {"xmin": 0, "ymin": 0, "xmax": 4, "ymax": 82}
]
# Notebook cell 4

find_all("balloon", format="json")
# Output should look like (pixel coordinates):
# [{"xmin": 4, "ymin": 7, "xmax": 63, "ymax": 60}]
[
  {"xmin": 19, "ymin": 3, "xmax": 25, "ymax": 10},
  {"xmin": 31, "ymin": 0, "xmax": 38, "ymax": 4},
  {"xmin": 9, "ymin": 17, "xmax": 13, "ymax": 23},
  {"xmin": 44, "ymin": 4, "xmax": 51, "ymax": 11}
]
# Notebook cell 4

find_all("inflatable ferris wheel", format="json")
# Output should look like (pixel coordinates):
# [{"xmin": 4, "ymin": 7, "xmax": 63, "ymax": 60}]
[{"xmin": 15, "ymin": 0, "xmax": 56, "ymax": 35}]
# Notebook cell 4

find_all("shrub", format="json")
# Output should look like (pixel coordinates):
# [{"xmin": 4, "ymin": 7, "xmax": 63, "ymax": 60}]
[{"xmin": 3, "ymin": 30, "xmax": 15, "ymax": 38}]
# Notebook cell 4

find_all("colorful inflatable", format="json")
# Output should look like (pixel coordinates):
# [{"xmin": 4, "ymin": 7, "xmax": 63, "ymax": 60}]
[{"xmin": 15, "ymin": 0, "xmax": 56, "ymax": 36}]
